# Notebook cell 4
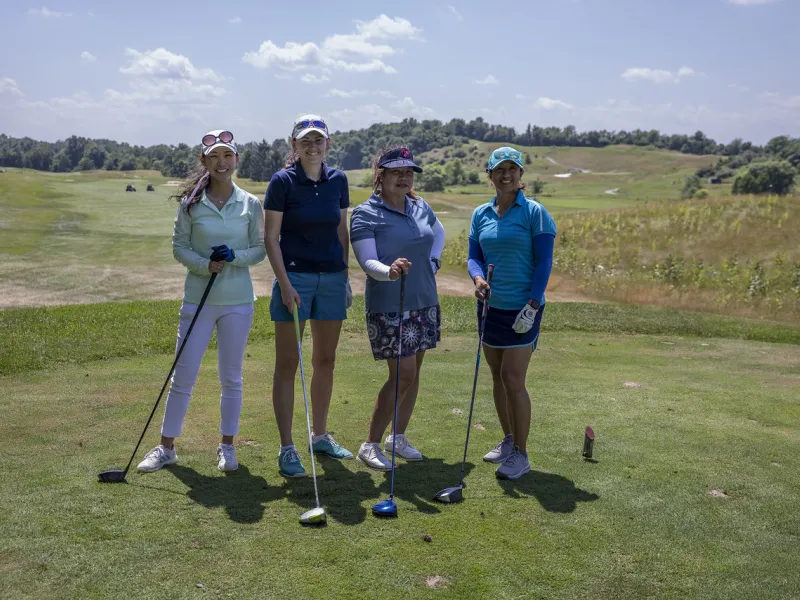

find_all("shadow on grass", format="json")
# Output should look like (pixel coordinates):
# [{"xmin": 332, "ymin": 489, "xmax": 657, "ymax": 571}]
[
  {"xmin": 498, "ymin": 470, "xmax": 599, "ymax": 513},
  {"xmin": 374, "ymin": 457, "xmax": 476, "ymax": 515},
  {"xmin": 279, "ymin": 456, "xmax": 476, "ymax": 523},
  {"xmin": 163, "ymin": 464, "xmax": 286, "ymax": 524}
]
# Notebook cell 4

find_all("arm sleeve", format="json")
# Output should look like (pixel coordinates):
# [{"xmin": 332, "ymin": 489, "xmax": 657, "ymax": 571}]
[
  {"xmin": 467, "ymin": 209, "xmax": 485, "ymax": 280},
  {"xmin": 172, "ymin": 204, "xmax": 210, "ymax": 275},
  {"xmin": 467, "ymin": 238, "xmax": 485, "ymax": 281},
  {"xmin": 430, "ymin": 217, "xmax": 445, "ymax": 260},
  {"xmin": 529, "ymin": 234, "xmax": 555, "ymax": 301},
  {"xmin": 231, "ymin": 198, "xmax": 267, "ymax": 268},
  {"xmin": 352, "ymin": 238, "xmax": 392, "ymax": 281},
  {"xmin": 264, "ymin": 174, "xmax": 286, "ymax": 212}
]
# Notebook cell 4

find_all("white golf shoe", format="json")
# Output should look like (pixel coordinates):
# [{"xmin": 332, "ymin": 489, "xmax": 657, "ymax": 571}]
[
  {"xmin": 136, "ymin": 444, "xmax": 178, "ymax": 472},
  {"xmin": 384, "ymin": 434, "xmax": 423, "ymax": 461},
  {"xmin": 483, "ymin": 434, "xmax": 513, "ymax": 463},
  {"xmin": 357, "ymin": 442, "xmax": 392, "ymax": 471},
  {"xmin": 217, "ymin": 443, "xmax": 238, "ymax": 472}
]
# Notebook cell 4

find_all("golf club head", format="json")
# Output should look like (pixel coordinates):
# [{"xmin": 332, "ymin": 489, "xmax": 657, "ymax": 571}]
[
  {"xmin": 97, "ymin": 470, "xmax": 127, "ymax": 484},
  {"xmin": 299, "ymin": 507, "xmax": 326, "ymax": 526},
  {"xmin": 433, "ymin": 486, "xmax": 463, "ymax": 504},
  {"xmin": 372, "ymin": 499, "xmax": 398, "ymax": 518}
]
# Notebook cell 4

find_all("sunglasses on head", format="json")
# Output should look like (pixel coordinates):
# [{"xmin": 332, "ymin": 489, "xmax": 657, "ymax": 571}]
[
  {"xmin": 296, "ymin": 119, "xmax": 327, "ymax": 131},
  {"xmin": 492, "ymin": 149, "xmax": 522, "ymax": 162},
  {"xmin": 202, "ymin": 131, "xmax": 234, "ymax": 147}
]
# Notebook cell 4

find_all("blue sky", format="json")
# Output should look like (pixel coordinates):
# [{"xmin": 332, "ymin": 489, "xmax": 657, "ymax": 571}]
[{"xmin": 1, "ymin": 0, "xmax": 797, "ymax": 146}]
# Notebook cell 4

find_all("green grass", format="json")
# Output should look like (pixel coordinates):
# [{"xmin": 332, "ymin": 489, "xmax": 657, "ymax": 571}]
[
  {"xmin": 1, "ymin": 319, "xmax": 798, "ymax": 598},
  {"xmin": 3, "ymin": 297, "xmax": 800, "ymax": 377}
]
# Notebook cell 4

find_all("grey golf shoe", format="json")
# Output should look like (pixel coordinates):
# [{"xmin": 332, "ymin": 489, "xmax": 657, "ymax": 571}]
[
  {"xmin": 495, "ymin": 447, "xmax": 531, "ymax": 480},
  {"xmin": 483, "ymin": 434, "xmax": 513, "ymax": 463}
]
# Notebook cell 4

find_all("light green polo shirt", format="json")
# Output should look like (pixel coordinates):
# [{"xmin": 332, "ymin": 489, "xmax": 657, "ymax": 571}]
[{"xmin": 172, "ymin": 182, "xmax": 266, "ymax": 305}]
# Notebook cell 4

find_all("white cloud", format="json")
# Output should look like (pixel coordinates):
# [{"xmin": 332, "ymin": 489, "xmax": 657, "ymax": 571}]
[
  {"xmin": 391, "ymin": 97, "xmax": 435, "ymax": 118},
  {"xmin": 80, "ymin": 51, "xmax": 97, "ymax": 63},
  {"xmin": 534, "ymin": 97, "xmax": 574, "ymax": 110},
  {"xmin": 0, "ymin": 77, "xmax": 24, "ymax": 97},
  {"xmin": 121, "ymin": 48, "xmax": 223, "ymax": 81},
  {"xmin": 87, "ymin": 10, "xmax": 95, "ymax": 17},
  {"xmin": 515, "ymin": 93, "xmax": 529, "ymax": 100},
  {"xmin": 301, "ymin": 73, "xmax": 330, "ymax": 84},
  {"xmin": 728, "ymin": 83, "xmax": 751, "ymax": 93},
  {"xmin": 621, "ymin": 66, "xmax": 702, "ymax": 84},
  {"xmin": 229, "ymin": 16, "xmax": 242, "ymax": 24},
  {"xmin": 27, "ymin": 6, "xmax": 67, "ymax": 17},
  {"xmin": 354, "ymin": 14, "xmax": 421, "ymax": 40},
  {"xmin": 475, "ymin": 74, "xmax": 499, "ymax": 85},
  {"xmin": 243, "ymin": 15, "xmax": 419, "ymax": 75},
  {"xmin": 326, "ymin": 88, "xmax": 394, "ymax": 98},
  {"xmin": 448, "ymin": 5, "xmax": 463, "ymax": 20},
  {"xmin": 16, "ymin": 46, "xmax": 227, "ymax": 132},
  {"xmin": 728, "ymin": 0, "xmax": 780, "ymax": 4},
  {"xmin": 330, "ymin": 104, "xmax": 400, "ymax": 128},
  {"xmin": 760, "ymin": 91, "xmax": 800, "ymax": 110},
  {"xmin": 330, "ymin": 97, "xmax": 434, "ymax": 130}
]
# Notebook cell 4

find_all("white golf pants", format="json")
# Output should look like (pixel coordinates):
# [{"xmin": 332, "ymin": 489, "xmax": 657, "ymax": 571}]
[{"xmin": 161, "ymin": 301, "xmax": 254, "ymax": 438}]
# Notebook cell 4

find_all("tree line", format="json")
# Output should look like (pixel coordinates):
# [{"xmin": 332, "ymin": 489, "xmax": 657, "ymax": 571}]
[{"xmin": 1, "ymin": 119, "xmax": 796, "ymax": 191}]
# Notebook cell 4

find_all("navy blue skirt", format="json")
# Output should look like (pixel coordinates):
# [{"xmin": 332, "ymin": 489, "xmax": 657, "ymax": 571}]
[{"xmin": 477, "ymin": 302, "xmax": 545, "ymax": 349}]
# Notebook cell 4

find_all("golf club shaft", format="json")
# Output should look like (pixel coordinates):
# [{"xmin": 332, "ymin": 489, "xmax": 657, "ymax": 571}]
[
  {"xmin": 294, "ymin": 305, "xmax": 321, "ymax": 509},
  {"xmin": 459, "ymin": 264, "xmax": 494, "ymax": 487},
  {"xmin": 121, "ymin": 272, "xmax": 217, "ymax": 476},
  {"xmin": 389, "ymin": 272, "xmax": 406, "ymax": 500}
]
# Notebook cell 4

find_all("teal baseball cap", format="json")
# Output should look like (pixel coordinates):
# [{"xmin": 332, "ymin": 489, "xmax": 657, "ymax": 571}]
[{"xmin": 486, "ymin": 146, "xmax": 524, "ymax": 171}]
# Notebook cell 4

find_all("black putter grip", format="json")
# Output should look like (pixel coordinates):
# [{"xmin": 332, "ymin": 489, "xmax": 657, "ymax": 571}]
[{"xmin": 481, "ymin": 264, "xmax": 494, "ymax": 318}]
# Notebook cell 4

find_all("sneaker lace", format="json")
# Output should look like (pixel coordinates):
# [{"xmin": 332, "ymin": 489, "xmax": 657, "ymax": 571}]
[
  {"xmin": 146, "ymin": 446, "xmax": 166, "ymax": 461},
  {"xmin": 493, "ymin": 438, "xmax": 508, "ymax": 452},
  {"xmin": 283, "ymin": 448, "xmax": 300, "ymax": 463},
  {"xmin": 504, "ymin": 451, "xmax": 521, "ymax": 467},
  {"xmin": 323, "ymin": 434, "xmax": 341, "ymax": 449},
  {"xmin": 220, "ymin": 445, "xmax": 235, "ymax": 461}
]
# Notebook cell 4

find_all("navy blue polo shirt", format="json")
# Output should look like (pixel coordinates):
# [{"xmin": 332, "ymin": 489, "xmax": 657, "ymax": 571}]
[
  {"xmin": 265, "ymin": 161, "xmax": 349, "ymax": 272},
  {"xmin": 350, "ymin": 193, "xmax": 440, "ymax": 313}
]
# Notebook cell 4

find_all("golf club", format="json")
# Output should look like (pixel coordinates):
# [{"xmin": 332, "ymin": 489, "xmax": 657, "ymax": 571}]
[
  {"xmin": 372, "ymin": 271, "xmax": 406, "ymax": 518},
  {"xmin": 434, "ymin": 264, "xmax": 494, "ymax": 503},
  {"xmin": 98, "ymin": 272, "xmax": 218, "ymax": 483},
  {"xmin": 294, "ymin": 304, "xmax": 327, "ymax": 526}
]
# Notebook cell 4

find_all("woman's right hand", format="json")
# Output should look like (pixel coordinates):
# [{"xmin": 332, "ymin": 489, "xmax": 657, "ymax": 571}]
[
  {"xmin": 281, "ymin": 284, "xmax": 302, "ymax": 312},
  {"xmin": 208, "ymin": 260, "xmax": 225, "ymax": 274},
  {"xmin": 474, "ymin": 275, "xmax": 491, "ymax": 301},
  {"xmin": 389, "ymin": 258, "xmax": 411, "ymax": 281}
]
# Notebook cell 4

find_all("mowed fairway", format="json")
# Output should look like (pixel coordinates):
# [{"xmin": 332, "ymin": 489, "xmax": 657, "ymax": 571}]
[
  {"xmin": 1, "ymin": 315, "xmax": 799, "ymax": 598},
  {"xmin": 1, "ymin": 157, "xmax": 799, "ymax": 598}
]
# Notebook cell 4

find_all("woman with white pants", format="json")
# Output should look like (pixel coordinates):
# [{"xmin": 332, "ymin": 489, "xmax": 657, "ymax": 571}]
[{"xmin": 137, "ymin": 129, "xmax": 266, "ymax": 473}]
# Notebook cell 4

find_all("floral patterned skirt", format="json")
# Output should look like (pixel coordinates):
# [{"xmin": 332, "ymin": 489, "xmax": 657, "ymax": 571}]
[{"xmin": 366, "ymin": 304, "xmax": 441, "ymax": 361}]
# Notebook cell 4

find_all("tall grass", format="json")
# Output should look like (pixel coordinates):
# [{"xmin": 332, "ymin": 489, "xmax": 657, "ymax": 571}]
[{"xmin": 441, "ymin": 194, "xmax": 800, "ymax": 321}]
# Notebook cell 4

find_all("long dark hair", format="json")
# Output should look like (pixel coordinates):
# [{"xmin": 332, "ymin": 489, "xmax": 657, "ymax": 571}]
[
  {"xmin": 283, "ymin": 148, "xmax": 301, "ymax": 168},
  {"xmin": 371, "ymin": 144, "xmax": 421, "ymax": 200},
  {"xmin": 170, "ymin": 161, "xmax": 210, "ymax": 212}
]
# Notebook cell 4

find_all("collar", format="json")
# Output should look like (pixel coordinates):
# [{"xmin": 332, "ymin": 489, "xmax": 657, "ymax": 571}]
[
  {"xmin": 491, "ymin": 189, "xmax": 526, "ymax": 208},
  {"xmin": 368, "ymin": 193, "xmax": 415, "ymax": 215},
  {"xmin": 200, "ymin": 182, "xmax": 246, "ymax": 210},
  {"xmin": 294, "ymin": 160, "xmax": 330, "ymax": 183}
]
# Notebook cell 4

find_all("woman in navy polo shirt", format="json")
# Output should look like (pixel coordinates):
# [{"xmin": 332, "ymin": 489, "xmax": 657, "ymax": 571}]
[
  {"xmin": 350, "ymin": 146, "xmax": 445, "ymax": 471},
  {"xmin": 264, "ymin": 114, "xmax": 353, "ymax": 478},
  {"xmin": 467, "ymin": 146, "xmax": 556, "ymax": 481}
]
